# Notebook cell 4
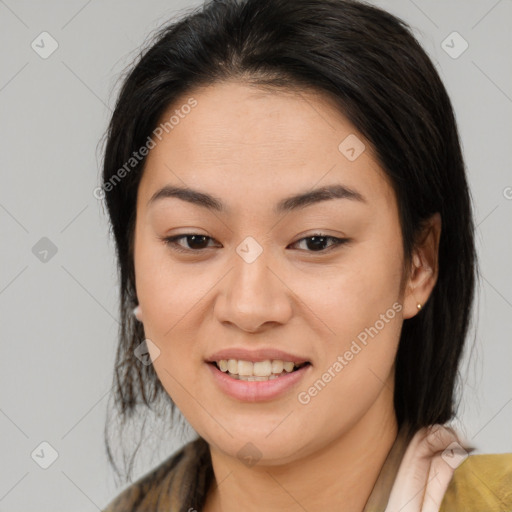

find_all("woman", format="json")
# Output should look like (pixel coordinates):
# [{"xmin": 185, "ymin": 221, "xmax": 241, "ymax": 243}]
[{"xmin": 99, "ymin": 0, "xmax": 512, "ymax": 510}]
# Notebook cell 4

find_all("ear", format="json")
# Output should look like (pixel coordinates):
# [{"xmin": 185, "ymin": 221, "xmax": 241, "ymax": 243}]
[
  {"xmin": 402, "ymin": 213, "xmax": 441, "ymax": 320},
  {"xmin": 133, "ymin": 304, "xmax": 143, "ymax": 322}
]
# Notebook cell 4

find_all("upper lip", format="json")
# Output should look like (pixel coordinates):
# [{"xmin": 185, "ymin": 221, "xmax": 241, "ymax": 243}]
[{"xmin": 206, "ymin": 348, "xmax": 310, "ymax": 364}]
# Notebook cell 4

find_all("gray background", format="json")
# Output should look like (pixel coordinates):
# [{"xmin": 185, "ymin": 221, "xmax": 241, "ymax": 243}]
[{"xmin": 1, "ymin": 0, "xmax": 511, "ymax": 510}]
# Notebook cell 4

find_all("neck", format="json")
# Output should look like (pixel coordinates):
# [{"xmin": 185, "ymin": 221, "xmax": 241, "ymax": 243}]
[{"xmin": 203, "ymin": 381, "xmax": 398, "ymax": 512}]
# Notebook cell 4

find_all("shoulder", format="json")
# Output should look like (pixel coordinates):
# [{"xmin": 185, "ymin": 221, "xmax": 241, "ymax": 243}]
[
  {"xmin": 102, "ymin": 436, "xmax": 211, "ymax": 512},
  {"xmin": 440, "ymin": 452, "xmax": 512, "ymax": 511}
]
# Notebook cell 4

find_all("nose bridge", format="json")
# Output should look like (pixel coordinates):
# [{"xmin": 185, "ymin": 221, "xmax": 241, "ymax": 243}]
[
  {"xmin": 216, "ymin": 234, "xmax": 292, "ymax": 329},
  {"xmin": 231, "ymin": 234, "xmax": 273, "ymax": 297}
]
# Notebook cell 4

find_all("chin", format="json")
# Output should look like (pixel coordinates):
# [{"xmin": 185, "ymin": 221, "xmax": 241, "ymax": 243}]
[{"xmin": 202, "ymin": 423, "xmax": 310, "ymax": 466}]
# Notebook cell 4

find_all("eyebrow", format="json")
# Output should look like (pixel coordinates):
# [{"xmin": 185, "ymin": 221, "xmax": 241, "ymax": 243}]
[{"xmin": 147, "ymin": 183, "xmax": 366, "ymax": 214}]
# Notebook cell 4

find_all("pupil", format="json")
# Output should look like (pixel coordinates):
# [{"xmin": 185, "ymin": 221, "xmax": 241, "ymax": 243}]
[
  {"xmin": 307, "ymin": 236, "xmax": 327, "ymax": 251},
  {"xmin": 188, "ymin": 235, "xmax": 208, "ymax": 249}
]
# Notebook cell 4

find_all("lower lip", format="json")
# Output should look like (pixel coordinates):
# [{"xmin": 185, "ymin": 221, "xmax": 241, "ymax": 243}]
[{"xmin": 206, "ymin": 362, "xmax": 311, "ymax": 402}]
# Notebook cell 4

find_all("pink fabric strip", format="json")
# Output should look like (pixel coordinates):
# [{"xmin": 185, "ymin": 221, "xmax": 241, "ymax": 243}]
[{"xmin": 384, "ymin": 424, "xmax": 469, "ymax": 512}]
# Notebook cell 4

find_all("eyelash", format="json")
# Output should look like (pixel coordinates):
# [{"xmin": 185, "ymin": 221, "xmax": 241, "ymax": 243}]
[{"xmin": 160, "ymin": 233, "xmax": 349, "ymax": 254}]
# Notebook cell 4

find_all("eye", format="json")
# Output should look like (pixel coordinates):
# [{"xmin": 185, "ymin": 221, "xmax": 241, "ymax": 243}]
[
  {"xmin": 161, "ymin": 234, "xmax": 218, "ymax": 253},
  {"xmin": 289, "ymin": 233, "xmax": 349, "ymax": 253}
]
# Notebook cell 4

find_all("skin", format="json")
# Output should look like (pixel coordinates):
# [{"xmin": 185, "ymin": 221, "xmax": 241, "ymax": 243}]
[{"xmin": 133, "ymin": 80, "xmax": 441, "ymax": 512}]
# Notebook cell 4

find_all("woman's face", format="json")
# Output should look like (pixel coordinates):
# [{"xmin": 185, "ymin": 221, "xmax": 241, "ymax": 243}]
[{"xmin": 133, "ymin": 80, "xmax": 418, "ymax": 464}]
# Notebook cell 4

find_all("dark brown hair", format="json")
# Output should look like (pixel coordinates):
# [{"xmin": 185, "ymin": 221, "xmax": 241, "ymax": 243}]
[{"xmin": 100, "ymin": 0, "xmax": 478, "ymax": 485}]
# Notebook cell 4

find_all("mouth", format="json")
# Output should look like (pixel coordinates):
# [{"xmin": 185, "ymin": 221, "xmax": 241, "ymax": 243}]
[{"xmin": 208, "ymin": 359, "xmax": 311, "ymax": 382}]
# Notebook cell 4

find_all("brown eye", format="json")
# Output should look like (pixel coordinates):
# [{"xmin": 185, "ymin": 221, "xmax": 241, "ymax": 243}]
[
  {"xmin": 162, "ymin": 234, "xmax": 217, "ymax": 252},
  {"xmin": 290, "ymin": 234, "xmax": 349, "ymax": 253}
]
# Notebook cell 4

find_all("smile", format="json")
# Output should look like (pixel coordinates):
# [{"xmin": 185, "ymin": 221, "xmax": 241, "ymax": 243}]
[
  {"xmin": 207, "ymin": 360, "xmax": 312, "ymax": 402},
  {"xmin": 213, "ymin": 359, "xmax": 309, "ymax": 381}
]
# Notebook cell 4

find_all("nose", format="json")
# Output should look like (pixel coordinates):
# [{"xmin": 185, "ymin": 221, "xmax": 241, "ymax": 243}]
[{"xmin": 214, "ymin": 242, "xmax": 294, "ymax": 333}]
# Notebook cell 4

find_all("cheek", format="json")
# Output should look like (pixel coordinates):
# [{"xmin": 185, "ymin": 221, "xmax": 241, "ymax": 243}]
[
  {"xmin": 134, "ymin": 233, "xmax": 205, "ymax": 333},
  {"xmin": 293, "ymin": 242, "xmax": 403, "ymax": 340},
  {"xmin": 291, "ymin": 235, "xmax": 403, "ymax": 401},
  {"xmin": 296, "ymin": 297, "xmax": 402, "ymax": 430}
]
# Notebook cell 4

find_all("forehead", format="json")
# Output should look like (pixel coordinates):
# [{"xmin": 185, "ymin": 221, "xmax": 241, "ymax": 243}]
[{"xmin": 137, "ymin": 80, "xmax": 396, "ymax": 214}]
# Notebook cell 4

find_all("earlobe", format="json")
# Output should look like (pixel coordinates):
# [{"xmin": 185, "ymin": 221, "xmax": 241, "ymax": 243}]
[
  {"xmin": 403, "ymin": 254, "xmax": 433, "ymax": 319},
  {"xmin": 133, "ymin": 304, "xmax": 143, "ymax": 321}
]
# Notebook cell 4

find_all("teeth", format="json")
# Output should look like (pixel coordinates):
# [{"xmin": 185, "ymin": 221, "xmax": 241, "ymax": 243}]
[
  {"xmin": 215, "ymin": 359, "xmax": 306, "ymax": 378},
  {"xmin": 227, "ymin": 359, "xmax": 238, "ymax": 373},
  {"xmin": 238, "ymin": 360, "xmax": 253, "ymax": 376},
  {"xmin": 283, "ymin": 361, "xmax": 294, "ymax": 372},
  {"xmin": 271, "ymin": 360, "xmax": 283, "ymax": 373},
  {"xmin": 253, "ymin": 360, "xmax": 272, "ymax": 377},
  {"xmin": 237, "ymin": 374, "xmax": 280, "ymax": 381}
]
